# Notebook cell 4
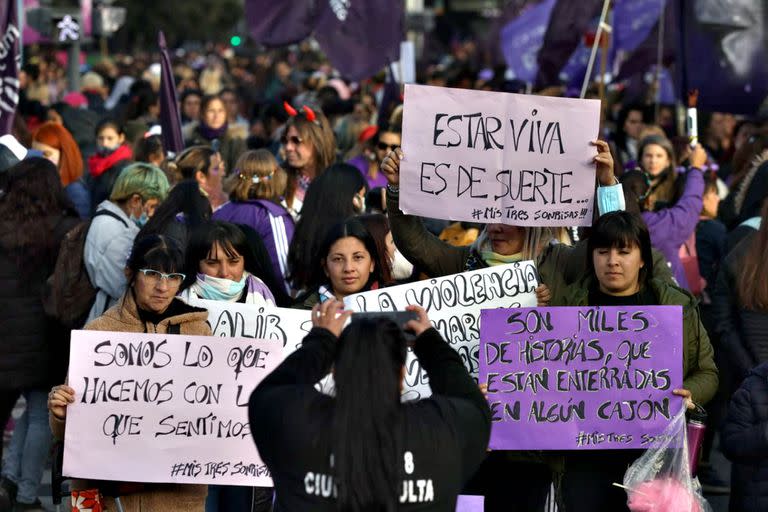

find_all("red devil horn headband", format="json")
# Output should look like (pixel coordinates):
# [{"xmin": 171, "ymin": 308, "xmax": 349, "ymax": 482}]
[
  {"xmin": 283, "ymin": 101, "xmax": 298, "ymax": 117},
  {"xmin": 302, "ymin": 105, "xmax": 316, "ymax": 122}
]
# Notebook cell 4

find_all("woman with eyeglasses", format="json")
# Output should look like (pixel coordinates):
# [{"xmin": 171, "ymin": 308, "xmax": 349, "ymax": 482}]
[
  {"xmin": 280, "ymin": 104, "xmax": 337, "ymax": 218},
  {"xmin": 48, "ymin": 234, "xmax": 211, "ymax": 511},
  {"xmin": 347, "ymin": 125, "xmax": 402, "ymax": 191},
  {"xmin": 214, "ymin": 150, "xmax": 295, "ymax": 293}
]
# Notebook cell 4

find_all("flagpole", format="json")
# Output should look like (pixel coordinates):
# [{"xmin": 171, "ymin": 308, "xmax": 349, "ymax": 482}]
[
  {"xmin": 653, "ymin": 0, "xmax": 666, "ymax": 124},
  {"xmin": 580, "ymin": 0, "xmax": 612, "ymax": 99}
]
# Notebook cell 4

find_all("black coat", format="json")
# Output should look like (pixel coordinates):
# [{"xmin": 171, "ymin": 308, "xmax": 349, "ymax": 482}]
[
  {"xmin": 0, "ymin": 213, "xmax": 80, "ymax": 390},
  {"xmin": 722, "ymin": 363, "xmax": 768, "ymax": 512},
  {"xmin": 712, "ymin": 232, "xmax": 768, "ymax": 381}
]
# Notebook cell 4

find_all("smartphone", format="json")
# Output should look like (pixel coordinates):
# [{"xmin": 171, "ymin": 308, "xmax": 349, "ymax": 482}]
[{"xmin": 351, "ymin": 310, "xmax": 419, "ymax": 329}]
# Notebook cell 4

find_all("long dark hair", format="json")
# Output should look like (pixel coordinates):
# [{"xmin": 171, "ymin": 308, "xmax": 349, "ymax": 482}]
[
  {"xmin": 182, "ymin": 221, "xmax": 289, "ymax": 305},
  {"xmin": 0, "ymin": 158, "xmax": 77, "ymax": 275},
  {"xmin": 333, "ymin": 318, "xmax": 407, "ymax": 511},
  {"xmin": 737, "ymin": 202, "xmax": 768, "ymax": 311},
  {"xmin": 288, "ymin": 163, "xmax": 368, "ymax": 291},
  {"xmin": 125, "ymin": 234, "xmax": 185, "ymax": 289},
  {"xmin": 358, "ymin": 213, "xmax": 394, "ymax": 286},
  {"xmin": 308, "ymin": 217, "xmax": 382, "ymax": 293},
  {"xmin": 587, "ymin": 211, "xmax": 654, "ymax": 286},
  {"xmin": 138, "ymin": 180, "xmax": 212, "ymax": 244}
]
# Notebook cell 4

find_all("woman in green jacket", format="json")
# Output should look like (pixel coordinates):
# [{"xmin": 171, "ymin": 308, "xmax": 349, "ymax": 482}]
[{"xmin": 554, "ymin": 210, "xmax": 717, "ymax": 511}]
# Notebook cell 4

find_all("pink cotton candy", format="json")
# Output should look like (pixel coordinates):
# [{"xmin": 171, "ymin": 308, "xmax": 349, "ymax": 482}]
[{"xmin": 627, "ymin": 478, "xmax": 701, "ymax": 512}]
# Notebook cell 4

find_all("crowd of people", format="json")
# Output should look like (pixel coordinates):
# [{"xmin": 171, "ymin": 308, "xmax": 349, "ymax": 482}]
[{"xmin": 0, "ymin": 41, "xmax": 766, "ymax": 512}]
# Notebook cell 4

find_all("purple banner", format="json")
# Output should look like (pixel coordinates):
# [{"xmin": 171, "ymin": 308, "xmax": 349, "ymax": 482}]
[
  {"xmin": 0, "ymin": 0, "xmax": 20, "ymax": 136},
  {"xmin": 479, "ymin": 306, "xmax": 683, "ymax": 450},
  {"xmin": 499, "ymin": 0, "xmax": 556, "ymax": 84}
]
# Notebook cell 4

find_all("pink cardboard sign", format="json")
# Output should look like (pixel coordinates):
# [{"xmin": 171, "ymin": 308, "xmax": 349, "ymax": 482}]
[
  {"xmin": 63, "ymin": 330, "xmax": 286, "ymax": 486},
  {"xmin": 400, "ymin": 84, "xmax": 601, "ymax": 226}
]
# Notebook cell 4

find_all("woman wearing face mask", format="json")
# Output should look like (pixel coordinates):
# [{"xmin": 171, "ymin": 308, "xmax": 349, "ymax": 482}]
[
  {"xmin": 553, "ymin": 211, "xmax": 717, "ymax": 511},
  {"xmin": 87, "ymin": 119, "xmax": 134, "ymax": 214},
  {"xmin": 293, "ymin": 218, "xmax": 382, "ymax": 309},
  {"xmin": 84, "ymin": 163, "xmax": 169, "ymax": 323},
  {"xmin": 177, "ymin": 221, "xmax": 277, "ymax": 512},
  {"xmin": 184, "ymin": 95, "xmax": 246, "ymax": 174},
  {"xmin": 179, "ymin": 221, "xmax": 276, "ymax": 308},
  {"xmin": 48, "ymin": 235, "xmax": 210, "ymax": 512},
  {"xmin": 287, "ymin": 163, "xmax": 368, "ymax": 294},
  {"xmin": 31, "ymin": 121, "xmax": 91, "ymax": 218}
]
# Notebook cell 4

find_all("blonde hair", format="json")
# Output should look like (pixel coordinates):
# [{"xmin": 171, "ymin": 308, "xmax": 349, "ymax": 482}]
[{"xmin": 227, "ymin": 149, "xmax": 287, "ymax": 202}]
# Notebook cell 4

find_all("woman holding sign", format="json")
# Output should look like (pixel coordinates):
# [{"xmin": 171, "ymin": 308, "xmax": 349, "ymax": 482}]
[
  {"xmin": 379, "ymin": 141, "xmax": 617, "ymax": 511},
  {"xmin": 249, "ymin": 299, "xmax": 491, "ymax": 511},
  {"xmin": 554, "ymin": 211, "xmax": 717, "ymax": 511},
  {"xmin": 48, "ymin": 235, "xmax": 211, "ymax": 511}
]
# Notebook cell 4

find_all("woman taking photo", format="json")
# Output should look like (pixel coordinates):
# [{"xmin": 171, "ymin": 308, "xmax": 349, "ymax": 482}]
[
  {"xmin": 249, "ymin": 300, "xmax": 491, "ymax": 511},
  {"xmin": 293, "ymin": 218, "xmax": 381, "ymax": 309},
  {"xmin": 48, "ymin": 235, "xmax": 211, "ymax": 511},
  {"xmin": 214, "ymin": 149, "xmax": 294, "ymax": 293},
  {"xmin": 0, "ymin": 159, "xmax": 80, "ymax": 511},
  {"xmin": 554, "ymin": 211, "xmax": 718, "ymax": 511},
  {"xmin": 179, "ymin": 221, "xmax": 277, "ymax": 308}
]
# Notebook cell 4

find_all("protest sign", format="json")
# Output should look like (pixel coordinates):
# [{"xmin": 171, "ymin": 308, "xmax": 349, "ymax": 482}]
[
  {"xmin": 345, "ymin": 262, "xmax": 538, "ymax": 400},
  {"xmin": 186, "ymin": 298, "xmax": 313, "ymax": 350},
  {"xmin": 63, "ymin": 330, "xmax": 284, "ymax": 486},
  {"xmin": 456, "ymin": 495, "xmax": 484, "ymax": 512},
  {"xmin": 479, "ymin": 306, "xmax": 683, "ymax": 450},
  {"xmin": 400, "ymin": 84, "xmax": 601, "ymax": 226}
]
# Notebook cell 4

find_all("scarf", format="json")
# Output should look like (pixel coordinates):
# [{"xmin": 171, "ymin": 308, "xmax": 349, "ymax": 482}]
[
  {"xmin": 470, "ymin": 230, "xmax": 524, "ymax": 267},
  {"xmin": 88, "ymin": 144, "xmax": 133, "ymax": 178},
  {"xmin": 198, "ymin": 121, "xmax": 229, "ymax": 141}
]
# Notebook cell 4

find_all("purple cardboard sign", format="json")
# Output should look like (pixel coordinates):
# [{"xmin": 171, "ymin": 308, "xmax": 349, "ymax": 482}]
[
  {"xmin": 479, "ymin": 306, "xmax": 683, "ymax": 450},
  {"xmin": 456, "ymin": 495, "xmax": 484, "ymax": 512}
]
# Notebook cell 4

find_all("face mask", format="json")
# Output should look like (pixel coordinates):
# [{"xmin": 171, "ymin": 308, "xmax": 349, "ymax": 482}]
[
  {"xmin": 195, "ymin": 273, "xmax": 247, "ymax": 301},
  {"xmin": 97, "ymin": 144, "xmax": 119, "ymax": 156},
  {"xmin": 130, "ymin": 212, "xmax": 149, "ymax": 228},
  {"xmin": 391, "ymin": 249, "xmax": 414, "ymax": 280}
]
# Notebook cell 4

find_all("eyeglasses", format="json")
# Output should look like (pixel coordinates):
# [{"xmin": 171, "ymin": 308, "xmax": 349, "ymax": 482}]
[
  {"xmin": 377, "ymin": 142, "xmax": 400, "ymax": 152},
  {"xmin": 138, "ymin": 269, "xmax": 186, "ymax": 286},
  {"xmin": 280, "ymin": 135, "xmax": 303, "ymax": 146}
]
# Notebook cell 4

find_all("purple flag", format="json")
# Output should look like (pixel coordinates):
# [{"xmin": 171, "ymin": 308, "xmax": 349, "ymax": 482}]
[
  {"xmin": 244, "ymin": 0, "xmax": 315, "ymax": 46},
  {"xmin": 158, "ymin": 31, "xmax": 184, "ymax": 155},
  {"xmin": 499, "ymin": 0, "xmax": 557, "ymax": 84},
  {"xmin": 480, "ymin": 306, "xmax": 684, "ymax": 450},
  {"xmin": 676, "ymin": 0, "xmax": 768, "ymax": 114},
  {"xmin": 534, "ymin": 0, "xmax": 603, "ymax": 88},
  {"xmin": 614, "ymin": 0, "xmax": 676, "ymax": 81},
  {"xmin": 0, "ymin": 0, "xmax": 20, "ymax": 136},
  {"xmin": 313, "ymin": 0, "xmax": 404, "ymax": 81},
  {"xmin": 611, "ymin": 0, "xmax": 665, "ymax": 66}
]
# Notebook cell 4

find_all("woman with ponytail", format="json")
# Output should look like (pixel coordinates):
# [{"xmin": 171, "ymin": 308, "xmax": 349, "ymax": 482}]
[
  {"xmin": 249, "ymin": 299, "xmax": 491, "ymax": 511},
  {"xmin": 32, "ymin": 122, "xmax": 91, "ymax": 218}
]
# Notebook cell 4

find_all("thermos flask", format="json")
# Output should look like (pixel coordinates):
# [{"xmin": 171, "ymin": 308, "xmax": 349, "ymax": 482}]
[{"xmin": 686, "ymin": 404, "xmax": 707, "ymax": 477}]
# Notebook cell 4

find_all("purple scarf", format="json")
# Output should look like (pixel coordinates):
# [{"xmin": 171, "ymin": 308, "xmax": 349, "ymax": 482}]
[{"xmin": 198, "ymin": 121, "xmax": 229, "ymax": 141}]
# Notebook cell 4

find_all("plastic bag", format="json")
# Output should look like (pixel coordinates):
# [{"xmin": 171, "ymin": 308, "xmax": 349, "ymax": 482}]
[{"xmin": 622, "ymin": 404, "xmax": 711, "ymax": 512}]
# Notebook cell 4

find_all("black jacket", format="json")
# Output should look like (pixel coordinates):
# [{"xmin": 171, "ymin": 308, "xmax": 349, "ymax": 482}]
[
  {"xmin": 722, "ymin": 363, "xmax": 768, "ymax": 512},
  {"xmin": 712, "ymin": 232, "xmax": 768, "ymax": 381},
  {"xmin": 249, "ymin": 327, "xmax": 491, "ymax": 511},
  {"xmin": 0, "ymin": 213, "xmax": 80, "ymax": 389}
]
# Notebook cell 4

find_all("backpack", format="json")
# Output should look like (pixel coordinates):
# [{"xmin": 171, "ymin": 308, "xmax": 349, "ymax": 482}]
[{"xmin": 43, "ymin": 209, "xmax": 129, "ymax": 328}]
